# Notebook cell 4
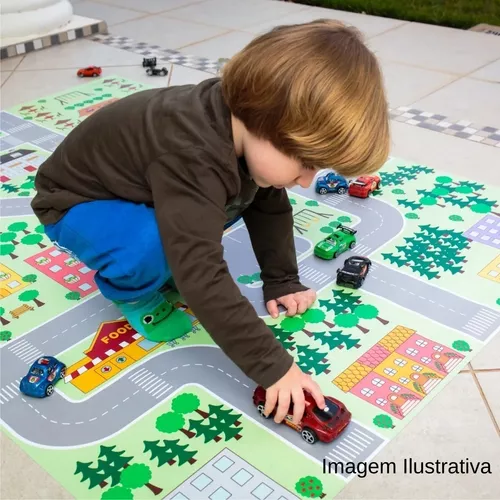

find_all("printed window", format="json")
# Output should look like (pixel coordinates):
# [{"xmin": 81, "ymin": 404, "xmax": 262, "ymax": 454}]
[
  {"xmin": 384, "ymin": 367, "xmax": 397, "ymax": 376},
  {"xmin": 372, "ymin": 378, "xmax": 384, "ymax": 387},
  {"xmin": 389, "ymin": 385, "xmax": 401, "ymax": 393},
  {"xmin": 412, "ymin": 365, "xmax": 423, "ymax": 372},
  {"xmin": 421, "ymin": 356, "xmax": 431, "ymax": 364},
  {"xmin": 361, "ymin": 388, "xmax": 374, "ymax": 397},
  {"xmin": 433, "ymin": 345, "xmax": 444, "ymax": 352},
  {"xmin": 406, "ymin": 348, "xmax": 418, "ymax": 356},
  {"xmin": 376, "ymin": 398, "xmax": 387, "ymax": 406},
  {"xmin": 416, "ymin": 339, "xmax": 428, "ymax": 347},
  {"xmin": 394, "ymin": 358, "xmax": 407, "ymax": 366},
  {"xmin": 399, "ymin": 377, "xmax": 410, "ymax": 384}
]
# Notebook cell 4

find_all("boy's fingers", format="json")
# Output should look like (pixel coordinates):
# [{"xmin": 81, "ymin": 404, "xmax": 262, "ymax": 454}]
[
  {"xmin": 282, "ymin": 297, "xmax": 297, "ymax": 316},
  {"xmin": 264, "ymin": 388, "xmax": 277, "ymax": 417},
  {"xmin": 296, "ymin": 295, "xmax": 309, "ymax": 314},
  {"xmin": 304, "ymin": 378, "xmax": 326, "ymax": 409},
  {"xmin": 274, "ymin": 391, "xmax": 290, "ymax": 423},
  {"xmin": 291, "ymin": 387, "xmax": 305, "ymax": 425},
  {"xmin": 266, "ymin": 300, "xmax": 279, "ymax": 318}
]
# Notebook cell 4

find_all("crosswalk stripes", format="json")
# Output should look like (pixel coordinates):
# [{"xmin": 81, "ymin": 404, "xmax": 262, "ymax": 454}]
[
  {"xmin": 322, "ymin": 195, "xmax": 344, "ymax": 207},
  {"xmin": 463, "ymin": 308, "xmax": 500, "ymax": 337},
  {"xmin": 298, "ymin": 263, "xmax": 332, "ymax": 286},
  {"xmin": 352, "ymin": 243, "xmax": 371, "ymax": 255},
  {"xmin": 0, "ymin": 379, "xmax": 22, "ymax": 405},
  {"xmin": 8, "ymin": 339, "xmax": 44, "ymax": 365},
  {"xmin": 128, "ymin": 368, "xmax": 173, "ymax": 399}
]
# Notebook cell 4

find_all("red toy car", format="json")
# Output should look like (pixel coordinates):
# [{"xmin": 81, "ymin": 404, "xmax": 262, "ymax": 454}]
[
  {"xmin": 77, "ymin": 66, "xmax": 102, "ymax": 78},
  {"xmin": 348, "ymin": 174, "xmax": 381, "ymax": 198},
  {"xmin": 253, "ymin": 386, "xmax": 351, "ymax": 444}
]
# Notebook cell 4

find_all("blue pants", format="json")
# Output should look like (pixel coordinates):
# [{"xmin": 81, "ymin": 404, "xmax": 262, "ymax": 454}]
[{"xmin": 44, "ymin": 200, "xmax": 239, "ymax": 302}]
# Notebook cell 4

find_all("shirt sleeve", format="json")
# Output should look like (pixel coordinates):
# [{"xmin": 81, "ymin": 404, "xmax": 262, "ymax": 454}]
[
  {"xmin": 242, "ymin": 186, "xmax": 309, "ymax": 304},
  {"xmin": 146, "ymin": 150, "xmax": 294, "ymax": 389}
]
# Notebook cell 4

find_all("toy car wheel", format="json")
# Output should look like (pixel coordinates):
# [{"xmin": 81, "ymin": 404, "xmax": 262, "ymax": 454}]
[
  {"xmin": 349, "ymin": 241, "xmax": 355, "ymax": 249},
  {"xmin": 77, "ymin": 72, "xmax": 83, "ymax": 77},
  {"xmin": 45, "ymin": 384, "xmax": 54, "ymax": 396},
  {"xmin": 337, "ymin": 187, "xmax": 346, "ymax": 194},
  {"xmin": 60, "ymin": 367, "xmax": 66, "ymax": 379},
  {"xmin": 256, "ymin": 403, "xmax": 269, "ymax": 418},
  {"xmin": 318, "ymin": 188, "xmax": 327, "ymax": 195},
  {"xmin": 161, "ymin": 68, "xmax": 168, "ymax": 75},
  {"xmin": 301, "ymin": 428, "xmax": 317, "ymax": 444},
  {"xmin": 92, "ymin": 73, "xmax": 98, "ymax": 77},
  {"xmin": 146, "ymin": 68, "xmax": 153, "ymax": 75}
]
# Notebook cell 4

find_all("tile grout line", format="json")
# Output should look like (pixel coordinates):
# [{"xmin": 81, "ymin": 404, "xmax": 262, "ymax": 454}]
[
  {"xmin": 470, "ymin": 370, "xmax": 500, "ymax": 437},
  {"xmin": 88, "ymin": 33, "xmax": 500, "ymax": 149}
]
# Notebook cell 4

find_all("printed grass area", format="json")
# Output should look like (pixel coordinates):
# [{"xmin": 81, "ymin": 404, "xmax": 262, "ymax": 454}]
[
  {"xmin": 2, "ymin": 384, "xmax": 345, "ymax": 499},
  {"xmin": 372, "ymin": 158, "xmax": 500, "ymax": 308},
  {"xmin": 0, "ymin": 215, "xmax": 96, "ymax": 342},
  {"xmin": 291, "ymin": 0, "xmax": 500, "ymax": 29},
  {"xmin": 266, "ymin": 281, "xmax": 476, "ymax": 438}
]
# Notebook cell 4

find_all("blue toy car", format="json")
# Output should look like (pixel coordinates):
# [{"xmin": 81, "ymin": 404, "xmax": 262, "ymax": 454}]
[
  {"xmin": 19, "ymin": 356, "xmax": 66, "ymax": 398},
  {"xmin": 315, "ymin": 172, "xmax": 349, "ymax": 195}
]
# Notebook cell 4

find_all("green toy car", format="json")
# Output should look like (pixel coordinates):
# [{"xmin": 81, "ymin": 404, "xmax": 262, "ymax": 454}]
[{"xmin": 314, "ymin": 225, "xmax": 357, "ymax": 260}]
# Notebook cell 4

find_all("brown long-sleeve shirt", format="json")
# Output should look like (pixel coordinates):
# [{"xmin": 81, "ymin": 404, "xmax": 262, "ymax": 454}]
[{"xmin": 31, "ymin": 77, "xmax": 308, "ymax": 388}]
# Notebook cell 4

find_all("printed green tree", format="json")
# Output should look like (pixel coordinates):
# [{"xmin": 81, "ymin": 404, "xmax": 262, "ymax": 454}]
[
  {"xmin": 7, "ymin": 221, "xmax": 31, "ymax": 235},
  {"xmin": 0, "ymin": 307, "xmax": 10, "ymax": 326},
  {"xmin": 205, "ymin": 404, "xmax": 243, "ymax": 441},
  {"xmin": 268, "ymin": 323, "xmax": 296, "ymax": 351},
  {"xmin": 66, "ymin": 291, "xmax": 82, "ymax": 301},
  {"xmin": 155, "ymin": 411, "xmax": 196, "ymax": 439},
  {"xmin": 1, "ymin": 183, "xmax": 20, "ymax": 194},
  {"xmin": 75, "ymin": 445, "xmax": 133, "ymax": 489},
  {"xmin": 295, "ymin": 476, "xmax": 326, "ymax": 498},
  {"xmin": 382, "ymin": 224, "xmax": 471, "ymax": 279},
  {"xmin": 143, "ymin": 439, "xmax": 198, "ymax": 467},
  {"xmin": 373, "ymin": 414, "xmax": 395, "ymax": 429},
  {"xmin": 379, "ymin": 164, "xmax": 434, "ymax": 187},
  {"xmin": 0, "ymin": 330, "xmax": 12, "ymax": 341},
  {"xmin": 0, "ymin": 243, "xmax": 18, "ymax": 260},
  {"xmin": 295, "ymin": 344, "xmax": 331, "ymax": 375},
  {"xmin": 22, "ymin": 274, "xmax": 38, "ymax": 285},
  {"xmin": 101, "ymin": 462, "xmax": 163, "ymax": 498},
  {"xmin": 18, "ymin": 289, "xmax": 45, "ymax": 307},
  {"xmin": 21, "ymin": 232, "xmax": 46, "ymax": 249},
  {"xmin": 452, "ymin": 340, "xmax": 471, "ymax": 352},
  {"xmin": 0, "ymin": 232, "xmax": 19, "ymax": 246},
  {"xmin": 237, "ymin": 272, "xmax": 261, "ymax": 286}
]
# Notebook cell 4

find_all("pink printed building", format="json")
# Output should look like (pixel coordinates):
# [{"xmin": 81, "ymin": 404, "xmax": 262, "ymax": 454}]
[{"xmin": 25, "ymin": 246, "xmax": 97, "ymax": 297}]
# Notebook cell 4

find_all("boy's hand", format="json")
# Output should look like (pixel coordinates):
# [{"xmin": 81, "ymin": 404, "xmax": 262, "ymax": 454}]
[
  {"xmin": 266, "ymin": 288, "xmax": 316, "ymax": 319},
  {"xmin": 264, "ymin": 362, "xmax": 326, "ymax": 425}
]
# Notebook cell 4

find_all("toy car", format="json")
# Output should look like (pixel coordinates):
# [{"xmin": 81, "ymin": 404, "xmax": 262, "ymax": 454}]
[
  {"xmin": 315, "ymin": 172, "xmax": 349, "ymax": 195},
  {"xmin": 19, "ymin": 356, "xmax": 66, "ymax": 398},
  {"xmin": 146, "ymin": 66, "xmax": 168, "ymax": 76},
  {"xmin": 336, "ymin": 256, "xmax": 372, "ymax": 288},
  {"xmin": 77, "ymin": 66, "xmax": 102, "ymax": 77},
  {"xmin": 314, "ymin": 224, "xmax": 356, "ymax": 260},
  {"xmin": 347, "ymin": 174, "xmax": 381, "ymax": 198},
  {"xmin": 142, "ymin": 57, "xmax": 157, "ymax": 67},
  {"xmin": 253, "ymin": 386, "xmax": 351, "ymax": 444}
]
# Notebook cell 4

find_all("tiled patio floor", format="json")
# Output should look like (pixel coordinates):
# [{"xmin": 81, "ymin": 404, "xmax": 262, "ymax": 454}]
[{"xmin": 1, "ymin": 1, "xmax": 499, "ymax": 498}]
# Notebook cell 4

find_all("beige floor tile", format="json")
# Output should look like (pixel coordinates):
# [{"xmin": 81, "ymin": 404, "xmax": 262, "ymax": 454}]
[
  {"xmin": 379, "ymin": 58, "xmax": 457, "ymax": 108},
  {"xmin": 475, "ymin": 371, "xmax": 500, "ymax": 431},
  {"xmin": 97, "ymin": 0, "xmax": 201, "ymax": 14},
  {"xmin": 389, "ymin": 120, "xmax": 500, "ymax": 188},
  {"xmin": 245, "ymin": 4, "xmax": 406, "ymax": 38},
  {"xmin": 470, "ymin": 58, "xmax": 500, "ymax": 83},
  {"xmin": 412, "ymin": 77, "xmax": 500, "ymax": 130},
  {"xmin": 1, "ymin": 71, "xmax": 12, "ymax": 87},
  {"xmin": 166, "ymin": 0, "xmax": 309, "ymax": 31},
  {"xmin": 178, "ymin": 30, "xmax": 256, "ymax": 59},
  {"xmin": 470, "ymin": 333, "xmax": 500, "ymax": 370},
  {"xmin": 168, "ymin": 64, "xmax": 213, "ymax": 87},
  {"xmin": 110, "ymin": 14, "xmax": 229, "ymax": 49},
  {"xmin": 16, "ymin": 39, "xmax": 140, "ymax": 72},
  {"xmin": 0, "ymin": 56, "xmax": 24, "ymax": 72},
  {"xmin": 368, "ymin": 22, "xmax": 500, "ymax": 75},
  {"xmin": 338, "ymin": 374, "xmax": 500, "ymax": 499},
  {"xmin": 0, "ymin": 432, "xmax": 72, "ymax": 499},
  {"xmin": 72, "ymin": 0, "xmax": 146, "ymax": 26}
]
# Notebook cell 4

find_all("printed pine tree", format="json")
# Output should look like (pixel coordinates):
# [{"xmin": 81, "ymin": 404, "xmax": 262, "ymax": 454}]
[
  {"xmin": 318, "ymin": 289, "xmax": 361, "ymax": 316},
  {"xmin": 267, "ymin": 323, "xmax": 296, "ymax": 351},
  {"xmin": 188, "ymin": 418, "xmax": 222, "ymax": 443},
  {"xmin": 143, "ymin": 439, "xmax": 197, "ymax": 467},
  {"xmin": 207, "ymin": 404, "xmax": 242, "ymax": 427},
  {"xmin": 296, "ymin": 344, "xmax": 331, "ymax": 375},
  {"xmin": 311, "ymin": 329, "xmax": 360, "ymax": 350}
]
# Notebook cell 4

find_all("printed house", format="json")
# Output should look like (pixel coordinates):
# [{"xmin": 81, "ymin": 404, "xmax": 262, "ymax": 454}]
[
  {"xmin": 463, "ymin": 214, "xmax": 500, "ymax": 250},
  {"xmin": 25, "ymin": 246, "xmax": 97, "ymax": 297},
  {"xmin": 0, "ymin": 264, "xmax": 28, "ymax": 298},
  {"xmin": 478, "ymin": 255, "xmax": 500, "ymax": 283},
  {"xmin": 333, "ymin": 326, "xmax": 465, "ymax": 419}
]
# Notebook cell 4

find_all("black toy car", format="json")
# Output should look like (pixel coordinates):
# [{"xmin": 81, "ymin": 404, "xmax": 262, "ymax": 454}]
[
  {"xmin": 336, "ymin": 256, "xmax": 371, "ymax": 288},
  {"xmin": 146, "ymin": 66, "xmax": 168, "ymax": 76},
  {"xmin": 142, "ymin": 57, "xmax": 157, "ymax": 67}
]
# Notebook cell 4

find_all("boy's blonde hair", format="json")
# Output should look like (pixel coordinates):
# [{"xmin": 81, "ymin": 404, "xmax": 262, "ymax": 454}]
[{"xmin": 220, "ymin": 19, "xmax": 390, "ymax": 177}]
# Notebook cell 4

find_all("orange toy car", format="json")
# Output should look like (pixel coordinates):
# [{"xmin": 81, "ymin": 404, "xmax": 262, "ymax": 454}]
[
  {"xmin": 77, "ymin": 66, "xmax": 102, "ymax": 78},
  {"xmin": 348, "ymin": 174, "xmax": 381, "ymax": 198}
]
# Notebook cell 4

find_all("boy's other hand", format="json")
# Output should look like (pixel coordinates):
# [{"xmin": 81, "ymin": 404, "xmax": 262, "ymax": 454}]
[
  {"xmin": 266, "ymin": 288, "xmax": 316, "ymax": 319},
  {"xmin": 264, "ymin": 362, "xmax": 325, "ymax": 425}
]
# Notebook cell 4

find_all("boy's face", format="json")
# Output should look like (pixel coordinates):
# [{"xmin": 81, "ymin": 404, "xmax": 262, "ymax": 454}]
[{"xmin": 241, "ymin": 129, "xmax": 317, "ymax": 190}]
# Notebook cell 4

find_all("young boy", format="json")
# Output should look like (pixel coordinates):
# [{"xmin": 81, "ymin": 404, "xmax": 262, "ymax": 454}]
[{"xmin": 31, "ymin": 19, "xmax": 389, "ymax": 425}]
